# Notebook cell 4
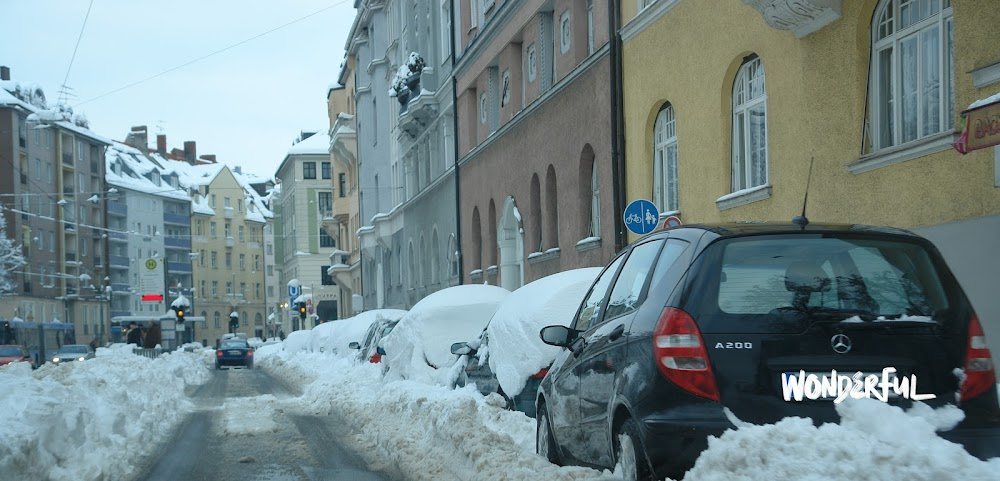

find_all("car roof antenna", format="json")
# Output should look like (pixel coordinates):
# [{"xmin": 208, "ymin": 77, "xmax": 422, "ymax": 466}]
[{"xmin": 792, "ymin": 157, "xmax": 815, "ymax": 228}]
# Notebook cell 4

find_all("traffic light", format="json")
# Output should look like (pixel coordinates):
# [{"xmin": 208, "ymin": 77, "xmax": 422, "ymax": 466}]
[
  {"xmin": 173, "ymin": 307, "xmax": 185, "ymax": 323},
  {"xmin": 229, "ymin": 317, "xmax": 239, "ymax": 332},
  {"xmin": 298, "ymin": 302, "xmax": 307, "ymax": 320}
]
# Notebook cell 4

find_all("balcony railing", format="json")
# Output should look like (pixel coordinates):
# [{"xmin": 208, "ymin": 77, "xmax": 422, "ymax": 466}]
[
  {"xmin": 62, "ymin": 153, "xmax": 73, "ymax": 165},
  {"xmin": 107, "ymin": 201, "xmax": 127, "ymax": 216},
  {"xmin": 109, "ymin": 231, "xmax": 128, "ymax": 242},
  {"xmin": 163, "ymin": 212, "xmax": 189, "ymax": 225},
  {"xmin": 65, "ymin": 252, "xmax": 77, "ymax": 262},
  {"xmin": 223, "ymin": 206, "xmax": 234, "ymax": 219},
  {"xmin": 164, "ymin": 237, "xmax": 192, "ymax": 250},
  {"xmin": 225, "ymin": 236, "xmax": 235, "ymax": 247},
  {"xmin": 167, "ymin": 261, "xmax": 193, "ymax": 274},
  {"xmin": 110, "ymin": 255, "xmax": 130, "ymax": 268}
]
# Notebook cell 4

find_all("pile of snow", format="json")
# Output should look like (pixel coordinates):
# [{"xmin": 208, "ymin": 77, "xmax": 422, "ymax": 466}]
[
  {"xmin": 684, "ymin": 399, "xmax": 1000, "ymax": 481},
  {"xmin": 282, "ymin": 330, "xmax": 312, "ymax": 353},
  {"xmin": 383, "ymin": 285, "xmax": 509, "ymax": 385},
  {"xmin": 487, "ymin": 268, "xmax": 602, "ymax": 397},
  {"xmin": 0, "ymin": 347, "xmax": 211, "ymax": 481},
  {"xmin": 309, "ymin": 309, "xmax": 407, "ymax": 356}
]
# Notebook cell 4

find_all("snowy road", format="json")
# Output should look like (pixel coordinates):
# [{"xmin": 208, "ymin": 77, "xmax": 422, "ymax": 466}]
[{"xmin": 130, "ymin": 366, "xmax": 394, "ymax": 481}]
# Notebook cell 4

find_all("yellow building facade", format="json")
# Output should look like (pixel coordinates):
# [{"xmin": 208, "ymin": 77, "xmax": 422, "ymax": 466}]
[{"xmin": 620, "ymin": 0, "xmax": 1000, "ymax": 350}]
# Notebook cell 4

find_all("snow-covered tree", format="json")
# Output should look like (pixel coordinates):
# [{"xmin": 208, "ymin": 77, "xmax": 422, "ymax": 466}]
[{"xmin": 0, "ymin": 206, "xmax": 25, "ymax": 296}]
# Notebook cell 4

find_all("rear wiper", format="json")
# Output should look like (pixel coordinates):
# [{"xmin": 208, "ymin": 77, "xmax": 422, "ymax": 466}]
[{"xmin": 838, "ymin": 315, "xmax": 939, "ymax": 330}]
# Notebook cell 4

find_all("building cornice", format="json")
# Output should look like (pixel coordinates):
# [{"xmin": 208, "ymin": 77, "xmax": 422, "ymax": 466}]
[
  {"xmin": 453, "ymin": 0, "xmax": 521, "ymax": 77},
  {"xmin": 622, "ymin": 0, "xmax": 683, "ymax": 43}
]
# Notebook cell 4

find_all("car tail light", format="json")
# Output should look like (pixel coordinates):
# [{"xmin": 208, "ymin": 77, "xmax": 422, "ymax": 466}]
[
  {"xmin": 370, "ymin": 353, "xmax": 382, "ymax": 364},
  {"xmin": 247, "ymin": 350, "xmax": 254, "ymax": 357},
  {"xmin": 531, "ymin": 368, "xmax": 549, "ymax": 379},
  {"xmin": 653, "ymin": 307, "xmax": 720, "ymax": 402},
  {"xmin": 216, "ymin": 351, "xmax": 223, "ymax": 357},
  {"xmin": 961, "ymin": 314, "xmax": 996, "ymax": 402}
]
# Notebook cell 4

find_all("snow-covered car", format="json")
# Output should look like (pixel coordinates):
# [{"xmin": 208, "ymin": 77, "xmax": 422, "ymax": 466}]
[
  {"xmin": 383, "ymin": 285, "xmax": 509, "ymax": 384},
  {"xmin": 348, "ymin": 309, "xmax": 408, "ymax": 364},
  {"xmin": 451, "ymin": 268, "xmax": 602, "ymax": 417},
  {"xmin": 313, "ymin": 309, "xmax": 407, "ymax": 357}
]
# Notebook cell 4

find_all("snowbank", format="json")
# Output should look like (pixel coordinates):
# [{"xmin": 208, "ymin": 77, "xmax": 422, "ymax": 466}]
[
  {"xmin": 0, "ymin": 349, "xmax": 211, "ymax": 481},
  {"xmin": 487, "ymin": 268, "xmax": 602, "ymax": 396},
  {"xmin": 383, "ymin": 285, "xmax": 509, "ymax": 384}
]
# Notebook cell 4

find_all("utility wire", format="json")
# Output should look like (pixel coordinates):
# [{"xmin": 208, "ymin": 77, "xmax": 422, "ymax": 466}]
[
  {"xmin": 59, "ymin": 0, "xmax": 96, "ymax": 105},
  {"xmin": 73, "ymin": 1, "xmax": 348, "ymax": 108}
]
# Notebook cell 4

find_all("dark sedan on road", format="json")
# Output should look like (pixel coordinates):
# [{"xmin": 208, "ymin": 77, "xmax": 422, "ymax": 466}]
[
  {"xmin": 52, "ymin": 344, "xmax": 94, "ymax": 364},
  {"xmin": 535, "ymin": 221, "xmax": 1000, "ymax": 480},
  {"xmin": 216, "ymin": 339, "xmax": 254, "ymax": 369}
]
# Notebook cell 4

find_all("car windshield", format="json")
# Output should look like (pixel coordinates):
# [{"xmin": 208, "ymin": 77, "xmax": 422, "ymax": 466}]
[
  {"xmin": 58, "ymin": 345, "xmax": 89, "ymax": 354},
  {"xmin": 714, "ymin": 235, "xmax": 950, "ymax": 319},
  {"xmin": 0, "ymin": 347, "xmax": 22, "ymax": 356}
]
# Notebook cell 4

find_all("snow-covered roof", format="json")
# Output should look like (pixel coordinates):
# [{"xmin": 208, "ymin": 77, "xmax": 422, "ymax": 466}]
[
  {"xmin": 286, "ymin": 131, "xmax": 331, "ymax": 155},
  {"xmin": 105, "ymin": 143, "xmax": 191, "ymax": 202},
  {"xmin": 0, "ymin": 79, "xmax": 111, "ymax": 145}
]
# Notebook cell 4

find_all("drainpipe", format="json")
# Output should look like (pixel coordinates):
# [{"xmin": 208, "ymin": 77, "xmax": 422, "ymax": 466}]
[
  {"xmin": 608, "ymin": 0, "xmax": 626, "ymax": 252},
  {"xmin": 450, "ymin": 0, "xmax": 463, "ymax": 285}
]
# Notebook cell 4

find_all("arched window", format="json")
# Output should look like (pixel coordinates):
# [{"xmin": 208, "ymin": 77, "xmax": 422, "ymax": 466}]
[
  {"xmin": 408, "ymin": 241, "xmax": 416, "ymax": 287},
  {"xmin": 530, "ymin": 175, "xmax": 542, "ymax": 252},
  {"xmin": 431, "ymin": 228, "xmax": 440, "ymax": 284},
  {"xmin": 487, "ymin": 199, "xmax": 497, "ymax": 267},
  {"xmin": 544, "ymin": 165, "xmax": 559, "ymax": 249},
  {"xmin": 869, "ymin": 0, "xmax": 953, "ymax": 151},
  {"xmin": 471, "ymin": 207, "xmax": 482, "ymax": 270},
  {"xmin": 213, "ymin": 311, "xmax": 220, "ymax": 329},
  {"xmin": 653, "ymin": 103, "xmax": 679, "ymax": 213},
  {"xmin": 731, "ymin": 55, "xmax": 767, "ymax": 192},
  {"xmin": 578, "ymin": 144, "xmax": 598, "ymax": 238}
]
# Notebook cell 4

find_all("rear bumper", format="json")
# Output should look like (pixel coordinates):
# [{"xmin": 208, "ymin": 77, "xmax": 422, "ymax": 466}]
[
  {"xmin": 216, "ymin": 358, "xmax": 252, "ymax": 366},
  {"xmin": 641, "ymin": 409, "xmax": 734, "ymax": 477},
  {"xmin": 939, "ymin": 424, "xmax": 1000, "ymax": 460}
]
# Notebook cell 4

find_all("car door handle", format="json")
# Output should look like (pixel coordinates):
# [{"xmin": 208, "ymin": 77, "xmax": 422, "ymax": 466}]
[{"xmin": 608, "ymin": 324, "xmax": 625, "ymax": 341}]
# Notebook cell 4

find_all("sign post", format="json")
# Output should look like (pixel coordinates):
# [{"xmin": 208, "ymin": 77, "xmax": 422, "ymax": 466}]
[
  {"xmin": 623, "ymin": 199, "xmax": 660, "ymax": 236},
  {"xmin": 139, "ymin": 258, "xmax": 165, "ymax": 307}
]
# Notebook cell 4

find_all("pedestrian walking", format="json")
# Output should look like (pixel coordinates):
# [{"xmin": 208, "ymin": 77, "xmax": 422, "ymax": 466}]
[{"xmin": 144, "ymin": 321, "xmax": 161, "ymax": 348}]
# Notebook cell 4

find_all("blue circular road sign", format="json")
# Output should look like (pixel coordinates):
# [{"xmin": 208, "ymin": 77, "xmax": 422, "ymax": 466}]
[{"xmin": 623, "ymin": 199, "xmax": 660, "ymax": 235}]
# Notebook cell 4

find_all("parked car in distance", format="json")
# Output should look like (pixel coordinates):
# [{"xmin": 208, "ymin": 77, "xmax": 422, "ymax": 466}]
[
  {"xmin": 451, "ymin": 268, "xmax": 602, "ymax": 418},
  {"xmin": 216, "ymin": 338, "xmax": 254, "ymax": 369},
  {"xmin": 51, "ymin": 344, "xmax": 94, "ymax": 364},
  {"xmin": 535, "ymin": 222, "xmax": 1000, "ymax": 481},
  {"xmin": 0, "ymin": 344, "xmax": 35, "ymax": 368}
]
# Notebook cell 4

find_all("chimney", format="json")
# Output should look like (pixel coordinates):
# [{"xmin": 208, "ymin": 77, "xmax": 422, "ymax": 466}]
[
  {"xmin": 183, "ymin": 141, "xmax": 196, "ymax": 161},
  {"xmin": 156, "ymin": 134, "xmax": 167, "ymax": 154},
  {"xmin": 199, "ymin": 154, "xmax": 216, "ymax": 163},
  {"xmin": 124, "ymin": 126, "xmax": 148, "ymax": 150},
  {"xmin": 234, "ymin": 166, "xmax": 242, "ymax": 175},
  {"xmin": 0, "ymin": 66, "xmax": 9, "ymax": 81}
]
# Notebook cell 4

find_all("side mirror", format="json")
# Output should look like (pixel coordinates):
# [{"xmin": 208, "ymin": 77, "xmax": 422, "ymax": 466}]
[
  {"xmin": 539, "ymin": 325, "xmax": 574, "ymax": 347},
  {"xmin": 451, "ymin": 342, "xmax": 473, "ymax": 356},
  {"xmin": 348, "ymin": 342, "xmax": 360, "ymax": 350}
]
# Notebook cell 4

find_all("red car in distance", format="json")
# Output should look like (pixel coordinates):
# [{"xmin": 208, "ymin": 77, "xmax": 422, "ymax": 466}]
[{"xmin": 0, "ymin": 345, "xmax": 36, "ymax": 369}]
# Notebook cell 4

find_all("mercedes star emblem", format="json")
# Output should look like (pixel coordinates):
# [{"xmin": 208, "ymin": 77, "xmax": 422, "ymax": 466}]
[{"xmin": 831, "ymin": 334, "xmax": 852, "ymax": 354}]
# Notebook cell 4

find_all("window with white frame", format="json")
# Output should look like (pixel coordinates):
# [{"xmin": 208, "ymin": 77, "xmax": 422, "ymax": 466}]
[
  {"xmin": 527, "ymin": 43, "xmax": 537, "ymax": 82},
  {"xmin": 480, "ymin": 92, "xmax": 488, "ymax": 124},
  {"xmin": 560, "ymin": 11, "xmax": 571, "ymax": 54},
  {"xmin": 654, "ymin": 103, "xmax": 679, "ymax": 213},
  {"xmin": 731, "ymin": 55, "xmax": 768, "ymax": 192},
  {"xmin": 591, "ymin": 158, "xmax": 600, "ymax": 237},
  {"xmin": 869, "ymin": 0, "xmax": 953, "ymax": 152},
  {"xmin": 587, "ymin": 0, "xmax": 594, "ymax": 55}
]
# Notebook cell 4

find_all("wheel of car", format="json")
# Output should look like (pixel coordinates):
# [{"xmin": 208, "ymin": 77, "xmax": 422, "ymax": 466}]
[
  {"xmin": 536, "ymin": 404, "xmax": 560, "ymax": 464},
  {"xmin": 615, "ymin": 417, "xmax": 652, "ymax": 481},
  {"xmin": 247, "ymin": 362, "xmax": 253, "ymax": 370}
]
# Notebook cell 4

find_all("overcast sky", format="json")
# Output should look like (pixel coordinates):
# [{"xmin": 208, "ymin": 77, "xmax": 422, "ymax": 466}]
[{"xmin": 0, "ymin": 0, "xmax": 356, "ymax": 178}]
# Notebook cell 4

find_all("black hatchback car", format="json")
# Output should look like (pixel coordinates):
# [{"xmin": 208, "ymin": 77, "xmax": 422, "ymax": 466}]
[{"xmin": 535, "ymin": 222, "xmax": 999, "ymax": 480}]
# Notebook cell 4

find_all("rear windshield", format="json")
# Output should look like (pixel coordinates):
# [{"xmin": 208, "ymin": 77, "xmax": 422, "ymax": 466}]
[
  {"xmin": 711, "ymin": 235, "xmax": 949, "ymax": 319},
  {"xmin": 221, "ymin": 341, "xmax": 248, "ymax": 349},
  {"xmin": 0, "ymin": 347, "xmax": 22, "ymax": 356}
]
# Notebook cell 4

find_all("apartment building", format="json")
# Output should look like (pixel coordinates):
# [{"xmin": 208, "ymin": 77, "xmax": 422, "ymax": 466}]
[
  {"xmin": 619, "ymin": 0, "xmax": 1000, "ymax": 352},
  {"xmin": 454, "ymin": 0, "xmax": 617, "ymax": 291},
  {"xmin": 1, "ymin": 66, "xmax": 112, "ymax": 346},
  {"xmin": 274, "ymin": 131, "xmax": 340, "ymax": 330}
]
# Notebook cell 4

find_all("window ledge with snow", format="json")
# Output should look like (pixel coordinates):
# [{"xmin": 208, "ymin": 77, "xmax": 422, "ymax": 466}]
[
  {"xmin": 469, "ymin": 269, "xmax": 484, "ymax": 281},
  {"xmin": 527, "ymin": 248, "xmax": 561, "ymax": 265},
  {"xmin": 715, "ymin": 184, "xmax": 771, "ymax": 211},
  {"xmin": 575, "ymin": 237, "xmax": 602, "ymax": 253},
  {"xmin": 850, "ymin": 131, "xmax": 959, "ymax": 175},
  {"xmin": 486, "ymin": 265, "xmax": 498, "ymax": 277}
]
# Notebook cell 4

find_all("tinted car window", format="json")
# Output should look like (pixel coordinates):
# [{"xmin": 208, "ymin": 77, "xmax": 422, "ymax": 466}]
[
  {"xmin": 605, "ymin": 240, "xmax": 664, "ymax": 320},
  {"xmin": 60, "ymin": 345, "xmax": 89, "ymax": 354},
  {"xmin": 0, "ymin": 347, "xmax": 22, "ymax": 356},
  {"xmin": 573, "ymin": 255, "xmax": 626, "ymax": 332},
  {"xmin": 646, "ymin": 238, "xmax": 691, "ymax": 295},
  {"xmin": 221, "ymin": 341, "xmax": 248, "ymax": 349},
  {"xmin": 715, "ymin": 236, "xmax": 949, "ymax": 317}
]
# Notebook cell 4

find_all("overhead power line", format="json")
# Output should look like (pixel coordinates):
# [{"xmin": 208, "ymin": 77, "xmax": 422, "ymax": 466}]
[
  {"xmin": 73, "ymin": 0, "xmax": 349, "ymax": 108},
  {"xmin": 59, "ymin": 0, "xmax": 96, "ymax": 105}
]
